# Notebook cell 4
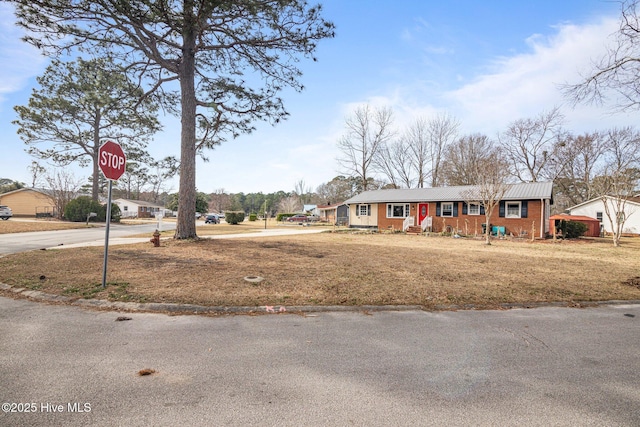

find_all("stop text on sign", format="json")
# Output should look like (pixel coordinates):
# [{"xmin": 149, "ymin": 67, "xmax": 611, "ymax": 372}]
[{"xmin": 100, "ymin": 150, "xmax": 125, "ymax": 170}]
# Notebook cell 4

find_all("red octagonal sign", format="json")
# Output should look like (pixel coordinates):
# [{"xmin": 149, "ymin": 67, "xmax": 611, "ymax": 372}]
[{"xmin": 98, "ymin": 140, "xmax": 127, "ymax": 181}]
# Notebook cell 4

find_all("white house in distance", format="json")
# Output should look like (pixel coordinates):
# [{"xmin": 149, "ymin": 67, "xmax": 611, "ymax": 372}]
[
  {"xmin": 568, "ymin": 196, "xmax": 640, "ymax": 235},
  {"xmin": 114, "ymin": 198, "xmax": 166, "ymax": 219}
]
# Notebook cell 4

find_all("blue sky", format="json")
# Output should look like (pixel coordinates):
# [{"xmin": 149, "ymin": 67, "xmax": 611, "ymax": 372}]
[{"xmin": 1, "ymin": 0, "xmax": 638, "ymax": 194}]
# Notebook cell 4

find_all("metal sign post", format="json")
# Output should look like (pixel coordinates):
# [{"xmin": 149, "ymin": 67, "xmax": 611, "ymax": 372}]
[{"xmin": 102, "ymin": 180, "xmax": 113, "ymax": 288}]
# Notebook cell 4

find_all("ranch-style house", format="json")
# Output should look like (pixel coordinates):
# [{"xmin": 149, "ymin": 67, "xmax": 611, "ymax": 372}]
[{"xmin": 343, "ymin": 181, "xmax": 554, "ymax": 239}]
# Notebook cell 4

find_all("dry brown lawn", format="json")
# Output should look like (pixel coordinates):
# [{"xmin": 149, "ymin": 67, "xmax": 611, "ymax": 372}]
[
  {"xmin": 1, "ymin": 231, "xmax": 639, "ymax": 309},
  {"xmin": 0, "ymin": 219, "xmax": 96, "ymax": 233}
]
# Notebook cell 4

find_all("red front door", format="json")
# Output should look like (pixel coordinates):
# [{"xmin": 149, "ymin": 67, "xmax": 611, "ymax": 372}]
[{"xmin": 418, "ymin": 203, "xmax": 429, "ymax": 225}]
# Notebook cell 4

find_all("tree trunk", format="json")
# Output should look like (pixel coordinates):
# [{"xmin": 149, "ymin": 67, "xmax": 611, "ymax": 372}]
[
  {"xmin": 92, "ymin": 150, "xmax": 100, "ymax": 202},
  {"xmin": 175, "ymin": 9, "xmax": 198, "ymax": 239},
  {"xmin": 485, "ymin": 211, "xmax": 491, "ymax": 245},
  {"xmin": 613, "ymin": 220, "xmax": 622, "ymax": 247},
  {"xmin": 613, "ymin": 235, "xmax": 621, "ymax": 247},
  {"xmin": 92, "ymin": 112, "xmax": 101, "ymax": 201}
]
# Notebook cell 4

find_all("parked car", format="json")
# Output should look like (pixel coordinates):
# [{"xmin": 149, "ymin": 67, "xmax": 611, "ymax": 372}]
[
  {"xmin": 286, "ymin": 214, "xmax": 309, "ymax": 222},
  {"xmin": 0, "ymin": 205, "xmax": 12, "ymax": 220},
  {"xmin": 205, "ymin": 214, "xmax": 219, "ymax": 224}
]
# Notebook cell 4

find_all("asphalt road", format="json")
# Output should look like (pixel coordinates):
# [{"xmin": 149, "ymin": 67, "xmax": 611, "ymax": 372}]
[
  {"xmin": 0, "ymin": 221, "xmax": 175, "ymax": 255},
  {"xmin": 1, "ymin": 298, "xmax": 638, "ymax": 426}
]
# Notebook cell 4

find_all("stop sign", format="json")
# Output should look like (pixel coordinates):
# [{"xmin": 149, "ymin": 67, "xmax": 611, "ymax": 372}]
[{"xmin": 98, "ymin": 140, "xmax": 126, "ymax": 181}]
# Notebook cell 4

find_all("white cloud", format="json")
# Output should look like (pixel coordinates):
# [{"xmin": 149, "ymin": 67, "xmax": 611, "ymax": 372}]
[
  {"xmin": 331, "ymin": 14, "xmax": 640, "ymax": 152},
  {"xmin": 445, "ymin": 17, "xmax": 634, "ymax": 134}
]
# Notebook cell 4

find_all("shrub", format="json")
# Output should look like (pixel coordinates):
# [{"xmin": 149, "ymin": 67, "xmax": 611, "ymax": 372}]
[
  {"xmin": 249, "ymin": 213, "xmax": 258, "ymax": 221},
  {"xmin": 559, "ymin": 220, "xmax": 588, "ymax": 239},
  {"xmin": 64, "ymin": 196, "xmax": 105, "ymax": 222},
  {"xmin": 108, "ymin": 203, "xmax": 121, "ymax": 223},
  {"xmin": 225, "ymin": 211, "xmax": 245, "ymax": 225}
]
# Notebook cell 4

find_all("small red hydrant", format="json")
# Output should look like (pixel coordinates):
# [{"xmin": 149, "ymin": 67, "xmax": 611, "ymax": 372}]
[{"xmin": 150, "ymin": 229, "xmax": 161, "ymax": 247}]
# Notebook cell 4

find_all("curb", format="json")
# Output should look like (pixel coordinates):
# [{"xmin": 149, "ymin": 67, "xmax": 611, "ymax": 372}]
[{"xmin": 2, "ymin": 282, "xmax": 639, "ymax": 316}]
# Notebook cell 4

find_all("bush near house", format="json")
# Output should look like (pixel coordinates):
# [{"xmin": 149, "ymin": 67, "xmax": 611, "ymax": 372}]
[
  {"xmin": 249, "ymin": 213, "xmax": 258, "ymax": 221},
  {"xmin": 559, "ymin": 220, "xmax": 588, "ymax": 239},
  {"xmin": 225, "ymin": 211, "xmax": 245, "ymax": 225},
  {"xmin": 108, "ymin": 204, "xmax": 121, "ymax": 222}
]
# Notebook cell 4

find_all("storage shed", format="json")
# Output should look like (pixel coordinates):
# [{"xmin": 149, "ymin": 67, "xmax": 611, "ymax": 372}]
[{"xmin": 550, "ymin": 214, "xmax": 601, "ymax": 238}]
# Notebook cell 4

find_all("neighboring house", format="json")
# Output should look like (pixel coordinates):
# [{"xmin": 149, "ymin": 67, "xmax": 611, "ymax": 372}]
[
  {"xmin": 567, "ymin": 196, "xmax": 640, "ymax": 236},
  {"xmin": 0, "ymin": 188, "xmax": 56, "ymax": 217},
  {"xmin": 317, "ymin": 203, "xmax": 349, "ymax": 225},
  {"xmin": 114, "ymin": 198, "xmax": 166, "ymax": 218},
  {"xmin": 343, "ymin": 181, "xmax": 554, "ymax": 238}
]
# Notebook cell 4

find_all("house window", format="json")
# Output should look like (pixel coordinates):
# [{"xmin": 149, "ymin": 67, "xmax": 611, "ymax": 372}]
[
  {"xmin": 616, "ymin": 211, "xmax": 625, "ymax": 222},
  {"xmin": 596, "ymin": 211, "xmax": 603, "ymax": 222},
  {"xmin": 506, "ymin": 201, "xmax": 521, "ymax": 218},
  {"xmin": 123, "ymin": 206, "xmax": 128, "ymax": 211},
  {"xmin": 357, "ymin": 204, "xmax": 370, "ymax": 216},
  {"xmin": 441, "ymin": 202, "xmax": 453, "ymax": 217},
  {"xmin": 468, "ymin": 203, "xmax": 480, "ymax": 215},
  {"xmin": 386, "ymin": 203, "xmax": 410, "ymax": 218}
]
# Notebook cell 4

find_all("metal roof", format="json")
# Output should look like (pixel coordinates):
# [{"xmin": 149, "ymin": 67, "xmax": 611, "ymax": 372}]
[
  {"xmin": 550, "ymin": 214, "xmax": 600, "ymax": 222},
  {"xmin": 343, "ymin": 181, "xmax": 554, "ymax": 204}
]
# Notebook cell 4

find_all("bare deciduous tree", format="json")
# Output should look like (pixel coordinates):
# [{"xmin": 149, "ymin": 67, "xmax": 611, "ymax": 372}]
[
  {"xmin": 374, "ymin": 113, "xmax": 458, "ymax": 189},
  {"xmin": 337, "ymin": 105, "xmax": 395, "ymax": 192},
  {"xmin": 403, "ymin": 117, "xmax": 429, "ymax": 188},
  {"xmin": 426, "ymin": 113, "xmax": 459, "ymax": 187},
  {"xmin": 441, "ymin": 134, "xmax": 499, "ymax": 186},
  {"xmin": 208, "ymin": 189, "xmax": 231, "ymax": 214},
  {"xmin": 498, "ymin": 108, "xmax": 564, "ymax": 183},
  {"xmin": 45, "ymin": 169, "xmax": 83, "ymax": 219},
  {"xmin": 547, "ymin": 132, "xmax": 606, "ymax": 211},
  {"xmin": 593, "ymin": 127, "xmax": 640, "ymax": 246},
  {"xmin": 294, "ymin": 179, "xmax": 314, "ymax": 205},
  {"xmin": 460, "ymin": 152, "xmax": 510, "ymax": 245},
  {"xmin": 564, "ymin": 0, "xmax": 640, "ymax": 111},
  {"xmin": 374, "ymin": 139, "xmax": 413, "ymax": 189},
  {"xmin": 278, "ymin": 195, "xmax": 301, "ymax": 214}
]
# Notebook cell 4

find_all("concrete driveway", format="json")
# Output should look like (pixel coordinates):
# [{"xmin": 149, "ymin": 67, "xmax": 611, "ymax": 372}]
[{"xmin": 1, "ymin": 297, "xmax": 638, "ymax": 426}]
